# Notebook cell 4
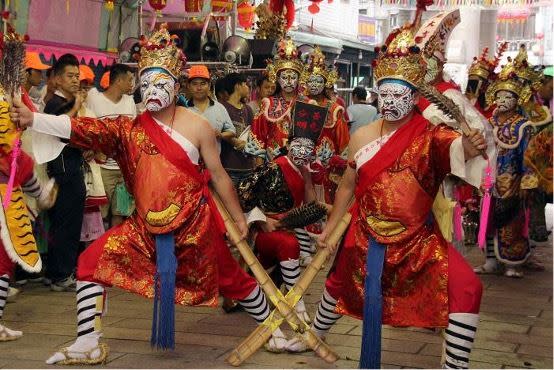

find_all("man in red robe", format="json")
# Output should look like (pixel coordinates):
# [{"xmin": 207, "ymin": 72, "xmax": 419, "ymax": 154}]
[
  {"xmin": 11, "ymin": 26, "xmax": 287, "ymax": 364},
  {"xmin": 285, "ymin": 21, "xmax": 488, "ymax": 370}
]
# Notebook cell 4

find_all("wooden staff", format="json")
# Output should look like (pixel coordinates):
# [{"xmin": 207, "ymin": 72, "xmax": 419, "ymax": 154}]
[
  {"xmin": 210, "ymin": 190, "xmax": 338, "ymax": 364},
  {"xmin": 226, "ymin": 211, "xmax": 353, "ymax": 366}
]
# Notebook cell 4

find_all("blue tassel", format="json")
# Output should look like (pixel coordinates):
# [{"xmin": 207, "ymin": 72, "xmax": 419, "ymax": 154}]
[
  {"xmin": 151, "ymin": 233, "xmax": 177, "ymax": 350},
  {"xmin": 359, "ymin": 238, "xmax": 386, "ymax": 369}
]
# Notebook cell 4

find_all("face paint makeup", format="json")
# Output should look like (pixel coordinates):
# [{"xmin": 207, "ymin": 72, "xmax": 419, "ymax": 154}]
[
  {"xmin": 278, "ymin": 69, "xmax": 299, "ymax": 94},
  {"xmin": 288, "ymin": 137, "xmax": 315, "ymax": 167},
  {"xmin": 378, "ymin": 81, "xmax": 415, "ymax": 122},
  {"xmin": 495, "ymin": 90, "xmax": 518, "ymax": 113},
  {"xmin": 140, "ymin": 69, "xmax": 176, "ymax": 112},
  {"xmin": 306, "ymin": 74, "xmax": 325, "ymax": 96}
]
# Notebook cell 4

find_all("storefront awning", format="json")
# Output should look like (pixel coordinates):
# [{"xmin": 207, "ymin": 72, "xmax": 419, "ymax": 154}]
[{"xmin": 26, "ymin": 41, "xmax": 118, "ymax": 66}]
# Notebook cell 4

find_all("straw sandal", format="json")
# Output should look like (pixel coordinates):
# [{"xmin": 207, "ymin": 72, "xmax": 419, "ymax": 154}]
[
  {"xmin": 52, "ymin": 343, "xmax": 109, "ymax": 365},
  {"xmin": 285, "ymin": 335, "xmax": 311, "ymax": 353},
  {"xmin": 0, "ymin": 323, "xmax": 22, "ymax": 342},
  {"xmin": 504, "ymin": 268, "xmax": 523, "ymax": 279}
]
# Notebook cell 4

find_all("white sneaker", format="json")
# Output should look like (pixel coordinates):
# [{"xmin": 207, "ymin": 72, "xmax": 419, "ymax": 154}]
[{"xmin": 50, "ymin": 275, "xmax": 76, "ymax": 292}]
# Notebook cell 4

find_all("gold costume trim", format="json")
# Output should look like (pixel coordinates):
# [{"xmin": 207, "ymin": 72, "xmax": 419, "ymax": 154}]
[
  {"xmin": 366, "ymin": 215, "xmax": 407, "ymax": 237},
  {"xmin": 145, "ymin": 203, "xmax": 181, "ymax": 227}
]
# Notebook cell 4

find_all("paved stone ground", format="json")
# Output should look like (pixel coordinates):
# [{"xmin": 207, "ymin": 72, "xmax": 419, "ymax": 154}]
[{"xmin": 1, "ymin": 244, "xmax": 552, "ymax": 369}]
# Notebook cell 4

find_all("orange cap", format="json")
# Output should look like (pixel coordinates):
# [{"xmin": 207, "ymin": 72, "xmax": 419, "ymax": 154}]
[
  {"xmin": 187, "ymin": 65, "xmax": 210, "ymax": 80},
  {"xmin": 25, "ymin": 51, "xmax": 50, "ymax": 70},
  {"xmin": 100, "ymin": 71, "xmax": 110, "ymax": 89},
  {"xmin": 79, "ymin": 65, "xmax": 95, "ymax": 84}
]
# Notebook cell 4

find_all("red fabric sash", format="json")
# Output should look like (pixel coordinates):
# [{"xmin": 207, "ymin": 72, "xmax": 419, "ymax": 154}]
[
  {"xmin": 138, "ymin": 111, "xmax": 225, "ymax": 231},
  {"xmin": 417, "ymin": 81, "xmax": 460, "ymax": 111},
  {"xmin": 275, "ymin": 156, "xmax": 305, "ymax": 207},
  {"xmin": 355, "ymin": 113, "xmax": 428, "ymax": 191},
  {"xmin": 344, "ymin": 113, "xmax": 429, "ymax": 249}
]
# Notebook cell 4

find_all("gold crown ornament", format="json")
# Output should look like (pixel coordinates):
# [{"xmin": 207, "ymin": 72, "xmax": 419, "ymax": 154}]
[
  {"xmin": 266, "ymin": 37, "xmax": 303, "ymax": 83},
  {"xmin": 138, "ymin": 24, "xmax": 186, "ymax": 79},
  {"xmin": 326, "ymin": 67, "xmax": 339, "ymax": 89},
  {"xmin": 373, "ymin": 27, "xmax": 426, "ymax": 88},
  {"xmin": 300, "ymin": 46, "xmax": 330, "ymax": 85},
  {"xmin": 373, "ymin": 0, "xmax": 431, "ymax": 88},
  {"xmin": 467, "ymin": 43, "xmax": 508, "ymax": 81},
  {"xmin": 485, "ymin": 44, "xmax": 544, "ymax": 107}
]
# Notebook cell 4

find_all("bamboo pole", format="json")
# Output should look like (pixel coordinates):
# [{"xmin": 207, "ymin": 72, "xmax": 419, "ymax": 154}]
[
  {"xmin": 210, "ymin": 191, "xmax": 338, "ymax": 364},
  {"xmin": 227, "ymin": 211, "xmax": 353, "ymax": 366}
]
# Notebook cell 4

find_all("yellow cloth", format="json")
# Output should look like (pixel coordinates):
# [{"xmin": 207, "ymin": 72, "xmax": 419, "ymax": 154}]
[{"xmin": 432, "ymin": 190, "xmax": 457, "ymax": 242}]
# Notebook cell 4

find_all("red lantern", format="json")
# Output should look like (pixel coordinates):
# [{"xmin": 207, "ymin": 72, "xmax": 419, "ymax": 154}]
[
  {"xmin": 149, "ymin": 0, "xmax": 167, "ymax": 12},
  {"xmin": 237, "ymin": 1, "xmax": 255, "ymax": 30},
  {"xmin": 308, "ymin": 0, "xmax": 323, "ymax": 14}
]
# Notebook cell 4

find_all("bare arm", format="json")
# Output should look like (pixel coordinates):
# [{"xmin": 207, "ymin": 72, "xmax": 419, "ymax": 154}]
[
  {"xmin": 301, "ymin": 166, "xmax": 317, "ymax": 204},
  {"xmin": 198, "ymin": 120, "xmax": 248, "ymax": 239}
]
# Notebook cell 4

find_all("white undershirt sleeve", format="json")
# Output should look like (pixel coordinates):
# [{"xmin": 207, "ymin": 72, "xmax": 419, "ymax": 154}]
[{"xmin": 29, "ymin": 113, "xmax": 72, "ymax": 164}]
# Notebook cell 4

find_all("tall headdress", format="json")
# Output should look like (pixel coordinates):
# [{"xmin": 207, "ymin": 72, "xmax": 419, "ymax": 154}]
[
  {"xmin": 300, "ymin": 46, "xmax": 331, "ymax": 86},
  {"xmin": 372, "ymin": 0, "xmax": 430, "ymax": 88},
  {"xmin": 414, "ymin": 9, "xmax": 460, "ymax": 62},
  {"xmin": 485, "ymin": 44, "xmax": 537, "ymax": 106},
  {"xmin": 266, "ymin": 37, "xmax": 303, "ymax": 83},
  {"xmin": 468, "ymin": 42, "xmax": 508, "ymax": 82},
  {"xmin": 138, "ymin": 24, "xmax": 186, "ymax": 80}
]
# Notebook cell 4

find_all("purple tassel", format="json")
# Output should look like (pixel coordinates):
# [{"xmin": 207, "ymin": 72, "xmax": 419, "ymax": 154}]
[{"xmin": 478, "ymin": 163, "xmax": 493, "ymax": 250}]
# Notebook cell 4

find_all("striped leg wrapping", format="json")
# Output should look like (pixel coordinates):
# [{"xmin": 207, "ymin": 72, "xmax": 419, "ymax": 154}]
[
  {"xmin": 294, "ymin": 228, "xmax": 314, "ymax": 255},
  {"xmin": 280, "ymin": 259, "xmax": 301, "ymax": 291},
  {"xmin": 0, "ymin": 274, "xmax": 9, "ymax": 318},
  {"xmin": 443, "ymin": 313, "xmax": 479, "ymax": 369},
  {"xmin": 238, "ymin": 285, "xmax": 270, "ymax": 324},
  {"xmin": 76, "ymin": 281, "xmax": 105, "ymax": 338},
  {"xmin": 313, "ymin": 287, "xmax": 342, "ymax": 337}
]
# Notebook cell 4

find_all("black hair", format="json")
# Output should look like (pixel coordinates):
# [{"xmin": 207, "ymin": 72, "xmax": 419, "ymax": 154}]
[
  {"xmin": 256, "ymin": 74, "xmax": 271, "ymax": 88},
  {"xmin": 52, "ymin": 54, "xmax": 79, "ymax": 76},
  {"xmin": 352, "ymin": 86, "xmax": 367, "ymax": 101},
  {"xmin": 224, "ymin": 73, "xmax": 247, "ymax": 95},
  {"xmin": 109, "ymin": 63, "xmax": 134, "ymax": 85},
  {"xmin": 214, "ymin": 76, "xmax": 229, "ymax": 98}
]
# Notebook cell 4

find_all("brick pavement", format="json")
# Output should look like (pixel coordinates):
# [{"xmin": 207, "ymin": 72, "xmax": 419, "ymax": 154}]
[{"xmin": 1, "ymin": 244, "xmax": 552, "ymax": 369}]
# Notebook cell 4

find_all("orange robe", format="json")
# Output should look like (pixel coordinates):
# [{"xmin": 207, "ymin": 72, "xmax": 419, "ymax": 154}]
[{"xmin": 68, "ymin": 112, "xmax": 254, "ymax": 305}]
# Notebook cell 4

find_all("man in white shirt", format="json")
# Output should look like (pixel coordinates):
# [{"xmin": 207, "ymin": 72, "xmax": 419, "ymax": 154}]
[
  {"xmin": 85, "ymin": 64, "xmax": 136, "ymax": 228},
  {"xmin": 346, "ymin": 86, "xmax": 378, "ymax": 135}
]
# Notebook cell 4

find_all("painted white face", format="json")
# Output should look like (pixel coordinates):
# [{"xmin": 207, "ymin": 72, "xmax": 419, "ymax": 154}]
[
  {"xmin": 278, "ymin": 69, "xmax": 299, "ymax": 94},
  {"xmin": 140, "ymin": 69, "xmax": 176, "ymax": 112},
  {"xmin": 306, "ymin": 74, "xmax": 325, "ymax": 96},
  {"xmin": 424, "ymin": 55, "xmax": 441, "ymax": 84},
  {"xmin": 288, "ymin": 137, "xmax": 315, "ymax": 167},
  {"xmin": 378, "ymin": 81, "xmax": 415, "ymax": 122},
  {"xmin": 495, "ymin": 90, "xmax": 518, "ymax": 113}
]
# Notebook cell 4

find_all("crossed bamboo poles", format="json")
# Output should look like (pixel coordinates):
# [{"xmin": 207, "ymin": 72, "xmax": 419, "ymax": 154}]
[{"xmin": 211, "ymin": 191, "xmax": 352, "ymax": 366}]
